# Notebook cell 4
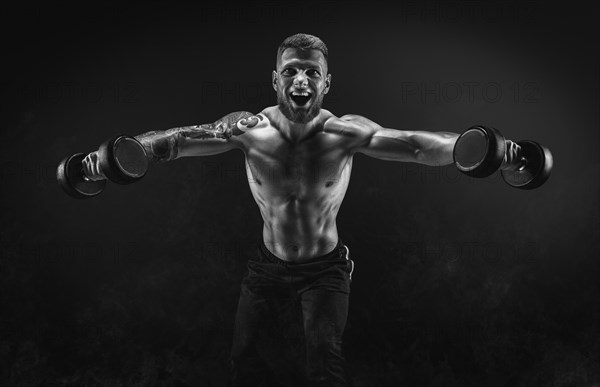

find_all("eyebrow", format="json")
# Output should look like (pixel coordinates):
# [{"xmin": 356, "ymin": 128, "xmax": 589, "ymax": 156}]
[{"xmin": 280, "ymin": 61, "xmax": 323, "ymax": 70}]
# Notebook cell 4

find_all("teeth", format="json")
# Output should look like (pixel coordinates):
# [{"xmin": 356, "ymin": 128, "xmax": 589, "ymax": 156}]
[{"xmin": 291, "ymin": 91, "xmax": 311, "ymax": 96}]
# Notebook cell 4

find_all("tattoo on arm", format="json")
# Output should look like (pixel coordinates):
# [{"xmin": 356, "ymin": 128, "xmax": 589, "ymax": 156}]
[
  {"xmin": 135, "ymin": 111, "xmax": 259, "ymax": 163},
  {"xmin": 135, "ymin": 129, "xmax": 180, "ymax": 163}
]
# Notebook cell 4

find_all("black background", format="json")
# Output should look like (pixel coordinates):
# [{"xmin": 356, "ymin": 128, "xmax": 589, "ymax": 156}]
[{"xmin": 1, "ymin": 1, "xmax": 598, "ymax": 386}]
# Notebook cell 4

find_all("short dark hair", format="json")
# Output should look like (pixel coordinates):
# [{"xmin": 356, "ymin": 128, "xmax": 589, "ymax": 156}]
[{"xmin": 276, "ymin": 33, "xmax": 328, "ymax": 65}]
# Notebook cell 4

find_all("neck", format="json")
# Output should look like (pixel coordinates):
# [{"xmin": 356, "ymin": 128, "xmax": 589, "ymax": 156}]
[{"xmin": 278, "ymin": 107, "xmax": 322, "ymax": 143}]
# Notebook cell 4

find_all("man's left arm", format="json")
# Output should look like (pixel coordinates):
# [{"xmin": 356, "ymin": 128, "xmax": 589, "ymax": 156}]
[{"xmin": 333, "ymin": 114, "xmax": 459, "ymax": 166}]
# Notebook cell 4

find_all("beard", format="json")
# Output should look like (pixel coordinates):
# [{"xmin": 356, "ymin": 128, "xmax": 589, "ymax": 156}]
[{"xmin": 277, "ymin": 89, "xmax": 325, "ymax": 124}]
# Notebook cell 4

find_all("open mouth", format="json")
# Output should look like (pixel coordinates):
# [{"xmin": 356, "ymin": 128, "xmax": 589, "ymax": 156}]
[{"xmin": 290, "ymin": 90, "xmax": 312, "ymax": 106}]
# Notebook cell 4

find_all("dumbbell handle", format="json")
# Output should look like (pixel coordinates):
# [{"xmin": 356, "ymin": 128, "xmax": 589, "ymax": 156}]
[{"xmin": 500, "ymin": 140, "xmax": 527, "ymax": 171}]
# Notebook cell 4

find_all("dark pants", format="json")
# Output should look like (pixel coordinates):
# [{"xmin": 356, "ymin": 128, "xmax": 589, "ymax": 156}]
[{"xmin": 229, "ymin": 239, "xmax": 354, "ymax": 387}]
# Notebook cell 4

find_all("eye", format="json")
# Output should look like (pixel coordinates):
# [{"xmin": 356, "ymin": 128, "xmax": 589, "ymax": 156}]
[
  {"xmin": 282, "ymin": 68, "xmax": 296, "ymax": 76},
  {"xmin": 307, "ymin": 69, "xmax": 320, "ymax": 77}
]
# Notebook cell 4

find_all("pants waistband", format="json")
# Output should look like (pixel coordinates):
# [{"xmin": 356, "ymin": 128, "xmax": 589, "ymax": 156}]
[{"xmin": 257, "ymin": 239, "xmax": 345, "ymax": 265}]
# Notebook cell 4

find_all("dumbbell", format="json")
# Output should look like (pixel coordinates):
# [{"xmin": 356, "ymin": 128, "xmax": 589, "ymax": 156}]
[
  {"xmin": 453, "ymin": 125, "xmax": 553, "ymax": 189},
  {"xmin": 57, "ymin": 135, "xmax": 148, "ymax": 199}
]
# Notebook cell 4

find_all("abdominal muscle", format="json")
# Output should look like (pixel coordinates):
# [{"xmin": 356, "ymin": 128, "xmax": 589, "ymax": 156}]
[
  {"xmin": 246, "ymin": 156, "xmax": 352, "ymax": 262},
  {"xmin": 262, "ymin": 196, "xmax": 341, "ymax": 261}
]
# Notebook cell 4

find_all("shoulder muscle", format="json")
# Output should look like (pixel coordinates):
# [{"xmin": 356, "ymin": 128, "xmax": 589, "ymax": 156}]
[{"xmin": 324, "ymin": 114, "xmax": 380, "ymax": 138}]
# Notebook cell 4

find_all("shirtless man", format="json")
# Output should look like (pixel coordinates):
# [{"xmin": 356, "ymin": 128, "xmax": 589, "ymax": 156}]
[{"xmin": 82, "ymin": 33, "xmax": 463, "ymax": 386}]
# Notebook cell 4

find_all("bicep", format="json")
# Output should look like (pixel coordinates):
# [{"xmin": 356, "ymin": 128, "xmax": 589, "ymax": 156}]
[
  {"xmin": 176, "ymin": 124, "xmax": 240, "ymax": 158},
  {"xmin": 335, "ymin": 115, "xmax": 421, "ymax": 161},
  {"xmin": 177, "ymin": 111, "xmax": 258, "ymax": 157}
]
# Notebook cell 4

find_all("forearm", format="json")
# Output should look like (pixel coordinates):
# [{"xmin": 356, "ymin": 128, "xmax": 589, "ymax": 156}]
[
  {"xmin": 410, "ymin": 131, "xmax": 460, "ymax": 166},
  {"xmin": 135, "ymin": 128, "xmax": 182, "ymax": 163}
]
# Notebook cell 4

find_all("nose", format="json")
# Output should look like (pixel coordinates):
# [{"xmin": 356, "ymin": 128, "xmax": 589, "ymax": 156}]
[{"xmin": 293, "ymin": 72, "xmax": 308, "ymax": 87}]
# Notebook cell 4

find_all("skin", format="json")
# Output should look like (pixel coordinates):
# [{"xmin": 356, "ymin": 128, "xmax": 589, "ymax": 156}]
[{"xmin": 83, "ymin": 47, "xmax": 460, "ymax": 261}]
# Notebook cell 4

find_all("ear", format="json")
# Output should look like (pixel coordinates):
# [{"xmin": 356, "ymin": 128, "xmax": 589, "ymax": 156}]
[
  {"xmin": 272, "ymin": 70, "xmax": 278, "ymax": 91},
  {"xmin": 324, "ymin": 74, "xmax": 332, "ymax": 94}
]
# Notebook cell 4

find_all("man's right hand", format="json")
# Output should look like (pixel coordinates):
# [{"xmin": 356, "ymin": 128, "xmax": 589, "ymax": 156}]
[
  {"xmin": 82, "ymin": 151, "xmax": 107, "ymax": 181},
  {"xmin": 58, "ymin": 135, "xmax": 148, "ymax": 199}
]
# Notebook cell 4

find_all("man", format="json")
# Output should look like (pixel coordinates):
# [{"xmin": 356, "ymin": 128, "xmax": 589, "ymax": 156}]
[{"xmin": 83, "ymin": 33, "xmax": 465, "ymax": 386}]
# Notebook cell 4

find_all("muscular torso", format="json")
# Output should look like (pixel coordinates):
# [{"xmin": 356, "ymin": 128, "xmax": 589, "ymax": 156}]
[
  {"xmin": 238, "ymin": 106, "xmax": 354, "ymax": 261},
  {"xmin": 137, "ymin": 105, "xmax": 454, "ymax": 261}
]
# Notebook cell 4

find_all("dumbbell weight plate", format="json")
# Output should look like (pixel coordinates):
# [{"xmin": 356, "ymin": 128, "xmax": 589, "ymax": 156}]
[
  {"xmin": 98, "ymin": 135, "xmax": 148, "ymax": 185},
  {"xmin": 453, "ymin": 125, "xmax": 506, "ymax": 178},
  {"xmin": 57, "ymin": 153, "xmax": 107, "ymax": 199},
  {"xmin": 500, "ymin": 140, "xmax": 553, "ymax": 189}
]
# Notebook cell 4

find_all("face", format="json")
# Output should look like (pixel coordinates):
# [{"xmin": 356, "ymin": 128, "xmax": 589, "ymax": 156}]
[{"xmin": 273, "ymin": 48, "xmax": 331, "ymax": 124}]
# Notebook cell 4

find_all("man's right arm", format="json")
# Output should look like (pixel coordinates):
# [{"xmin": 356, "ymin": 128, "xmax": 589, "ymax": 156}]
[
  {"xmin": 135, "ymin": 111, "xmax": 263, "ymax": 162},
  {"xmin": 82, "ymin": 111, "xmax": 264, "ymax": 180}
]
